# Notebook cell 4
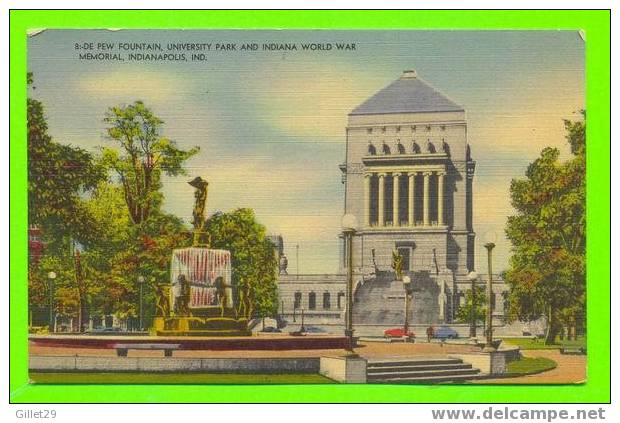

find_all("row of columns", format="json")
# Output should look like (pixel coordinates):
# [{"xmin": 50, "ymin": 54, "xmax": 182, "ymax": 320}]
[{"xmin": 364, "ymin": 170, "xmax": 446, "ymax": 227}]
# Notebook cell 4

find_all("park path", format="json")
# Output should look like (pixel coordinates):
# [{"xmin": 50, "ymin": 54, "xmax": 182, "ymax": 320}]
[
  {"xmin": 29, "ymin": 339, "xmax": 479, "ymax": 358},
  {"xmin": 474, "ymin": 349, "xmax": 586, "ymax": 384},
  {"xmin": 29, "ymin": 340, "xmax": 586, "ymax": 384}
]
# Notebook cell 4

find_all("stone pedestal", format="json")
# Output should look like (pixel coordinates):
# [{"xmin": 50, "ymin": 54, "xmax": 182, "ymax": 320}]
[
  {"xmin": 320, "ymin": 355, "xmax": 367, "ymax": 383},
  {"xmin": 450, "ymin": 347, "xmax": 521, "ymax": 375},
  {"xmin": 152, "ymin": 317, "xmax": 165, "ymax": 333}
]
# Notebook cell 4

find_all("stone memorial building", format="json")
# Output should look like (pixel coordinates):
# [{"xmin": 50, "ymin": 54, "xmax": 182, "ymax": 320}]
[{"xmin": 277, "ymin": 71, "xmax": 529, "ymax": 336}]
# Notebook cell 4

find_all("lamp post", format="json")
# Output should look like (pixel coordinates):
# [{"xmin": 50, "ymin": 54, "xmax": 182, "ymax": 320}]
[
  {"xmin": 296, "ymin": 244, "xmax": 299, "ymax": 279},
  {"xmin": 403, "ymin": 275, "xmax": 412, "ymax": 334},
  {"xmin": 137, "ymin": 276, "xmax": 145, "ymax": 331},
  {"xmin": 467, "ymin": 271, "xmax": 478, "ymax": 340},
  {"xmin": 300, "ymin": 307, "xmax": 306, "ymax": 333},
  {"xmin": 483, "ymin": 234, "xmax": 497, "ymax": 352},
  {"xmin": 47, "ymin": 271, "xmax": 56, "ymax": 333},
  {"xmin": 341, "ymin": 213, "xmax": 358, "ymax": 354}
]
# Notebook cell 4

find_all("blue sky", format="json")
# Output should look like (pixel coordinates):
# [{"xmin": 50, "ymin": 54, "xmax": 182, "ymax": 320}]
[{"xmin": 27, "ymin": 30, "xmax": 585, "ymax": 274}]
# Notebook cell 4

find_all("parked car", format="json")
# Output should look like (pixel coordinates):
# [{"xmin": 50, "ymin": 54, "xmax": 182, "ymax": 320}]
[
  {"xmin": 383, "ymin": 327, "xmax": 415, "ymax": 341},
  {"xmin": 86, "ymin": 327, "xmax": 123, "ymax": 335},
  {"xmin": 303, "ymin": 326, "xmax": 329, "ymax": 334},
  {"xmin": 433, "ymin": 325, "xmax": 459, "ymax": 340},
  {"xmin": 260, "ymin": 326, "xmax": 281, "ymax": 333}
]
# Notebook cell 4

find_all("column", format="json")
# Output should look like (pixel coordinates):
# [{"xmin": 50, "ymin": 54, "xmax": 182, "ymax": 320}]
[
  {"xmin": 437, "ymin": 171, "xmax": 445, "ymax": 226},
  {"xmin": 378, "ymin": 173, "xmax": 386, "ymax": 226},
  {"xmin": 408, "ymin": 172, "xmax": 415, "ymax": 226},
  {"xmin": 392, "ymin": 172, "xmax": 401, "ymax": 226},
  {"xmin": 364, "ymin": 173, "xmax": 372, "ymax": 227},
  {"xmin": 423, "ymin": 171, "xmax": 431, "ymax": 226}
]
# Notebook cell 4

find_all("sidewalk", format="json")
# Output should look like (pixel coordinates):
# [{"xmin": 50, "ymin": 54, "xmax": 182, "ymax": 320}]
[
  {"xmin": 473, "ymin": 350, "xmax": 586, "ymax": 384},
  {"xmin": 30, "ymin": 339, "xmax": 480, "ymax": 359}
]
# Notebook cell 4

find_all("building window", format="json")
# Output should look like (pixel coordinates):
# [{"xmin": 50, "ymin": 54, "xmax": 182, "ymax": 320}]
[
  {"xmin": 294, "ymin": 292, "xmax": 302, "ymax": 309},
  {"xmin": 308, "ymin": 292, "xmax": 316, "ymax": 310},
  {"xmin": 337, "ymin": 292, "xmax": 345, "ymax": 309},
  {"xmin": 323, "ymin": 292, "xmax": 331, "ymax": 309}
]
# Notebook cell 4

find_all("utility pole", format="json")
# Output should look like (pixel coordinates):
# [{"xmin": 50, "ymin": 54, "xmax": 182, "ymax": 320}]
[
  {"xmin": 296, "ymin": 244, "xmax": 299, "ymax": 279},
  {"xmin": 483, "ymin": 242, "xmax": 496, "ymax": 352},
  {"xmin": 138, "ymin": 276, "xmax": 145, "ymax": 331},
  {"xmin": 48, "ymin": 271, "xmax": 56, "ymax": 333}
]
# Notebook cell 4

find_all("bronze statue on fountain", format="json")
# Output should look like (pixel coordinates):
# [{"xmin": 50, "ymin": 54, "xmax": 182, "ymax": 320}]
[{"xmin": 151, "ymin": 177, "xmax": 250, "ymax": 336}]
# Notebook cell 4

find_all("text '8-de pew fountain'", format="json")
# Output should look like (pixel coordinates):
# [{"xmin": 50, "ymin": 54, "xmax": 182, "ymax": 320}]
[{"xmin": 152, "ymin": 176, "xmax": 251, "ymax": 336}]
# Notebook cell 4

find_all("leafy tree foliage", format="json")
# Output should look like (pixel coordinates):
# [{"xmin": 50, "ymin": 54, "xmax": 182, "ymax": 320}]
[
  {"xmin": 455, "ymin": 284, "xmax": 487, "ymax": 329},
  {"xmin": 28, "ymin": 72, "xmax": 105, "ymax": 323},
  {"xmin": 28, "ymin": 81, "xmax": 277, "ymax": 331},
  {"xmin": 101, "ymin": 101, "xmax": 199, "ymax": 225},
  {"xmin": 505, "ymin": 112, "xmax": 585, "ymax": 344},
  {"xmin": 28, "ymin": 73, "xmax": 105, "ymax": 253},
  {"xmin": 205, "ymin": 209, "xmax": 278, "ymax": 320}
]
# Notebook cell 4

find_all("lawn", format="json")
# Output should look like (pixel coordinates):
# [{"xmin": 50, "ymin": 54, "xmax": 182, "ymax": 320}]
[
  {"xmin": 506, "ymin": 357, "xmax": 557, "ymax": 376},
  {"xmin": 29, "ymin": 372, "xmax": 336, "ymax": 384},
  {"xmin": 502, "ymin": 337, "xmax": 586, "ymax": 350}
]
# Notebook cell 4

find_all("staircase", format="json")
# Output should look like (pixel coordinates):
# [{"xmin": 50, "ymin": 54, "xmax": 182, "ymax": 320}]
[
  {"xmin": 367, "ymin": 357, "xmax": 481, "ymax": 384},
  {"xmin": 353, "ymin": 271, "xmax": 441, "ymax": 326}
]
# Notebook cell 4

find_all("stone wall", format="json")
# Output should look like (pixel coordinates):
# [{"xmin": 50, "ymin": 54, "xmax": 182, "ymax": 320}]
[{"xmin": 30, "ymin": 356, "xmax": 321, "ymax": 374}]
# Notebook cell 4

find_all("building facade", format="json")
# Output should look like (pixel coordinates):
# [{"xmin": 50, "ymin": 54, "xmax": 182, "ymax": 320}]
[{"xmin": 276, "ymin": 71, "xmax": 526, "ymax": 336}]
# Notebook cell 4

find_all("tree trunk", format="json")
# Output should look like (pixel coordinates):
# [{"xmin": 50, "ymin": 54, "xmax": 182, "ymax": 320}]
[{"xmin": 544, "ymin": 306, "xmax": 560, "ymax": 345}]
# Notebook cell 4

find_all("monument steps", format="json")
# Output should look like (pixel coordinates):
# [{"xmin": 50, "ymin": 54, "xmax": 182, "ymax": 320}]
[
  {"xmin": 367, "ymin": 363, "xmax": 473, "ymax": 373},
  {"xmin": 367, "ymin": 358, "xmax": 461, "ymax": 367},
  {"xmin": 353, "ymin": 272, "xmax": 442, "ymax": 325},
  {"xmin": 367, "ymin": 357, "xmax": 480, "ymax": 384}
]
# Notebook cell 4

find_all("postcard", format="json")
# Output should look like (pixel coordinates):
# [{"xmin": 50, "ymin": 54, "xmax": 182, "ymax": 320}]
[{"xmin": 26, "ymin": 29, "xmax": 586, "ymax": 385}]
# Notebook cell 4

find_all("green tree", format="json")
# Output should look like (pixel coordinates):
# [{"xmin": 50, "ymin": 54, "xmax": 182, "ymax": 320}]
[
  {"xmin": 205, "ymin": 209, "xmax": 278, "ymax": 320},
  {"xmin": 101, "ymin": 101, "xmax": 199, "ymax": 225},
  {"xmin": 28, "ymin": 72, "xmax": 105, "ymax": 254},
  {"xmin": 28, "ymin": 72, "xmax": 106, "ymax": 327},
  {"xmin": 30, "ymin": 254, "xmax": 80, "ymax": 329},
  {"xmin": 455, "ymin": 285, "xmax": 487, "ymax": 331},
  {"xmin": 505, "ymin": 112, "xmax": 585, "ymax": 344},
  {"xmin": 96, "ymin": 210, "xmax": 190, "ymax": 324}
]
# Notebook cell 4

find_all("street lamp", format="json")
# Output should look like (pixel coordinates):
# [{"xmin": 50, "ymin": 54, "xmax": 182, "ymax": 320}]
[
  {"xmin": 483, "ymin": 232, "xmax": 497, "ymax": 352},
  {"xmin": 341, "ymin": 213, "xmax": 358, "ymax": 354},
  {"xmin": 137, "ymin": 276, "xmax": 145, "ymax": 331},
  {"xmin": 466, "ymin": 271, "xmax": 478, "ymax": 340},
  {"xmin": 402, "ymin": 275, "xmax": 412, "ymax": 334},
  {"xmin": 47, "ymin": 271, "xmax": 56, "ymax": 333},
  {"xmin": 300, "ymin": 307, "xmax": 306, "ymax": 333}
]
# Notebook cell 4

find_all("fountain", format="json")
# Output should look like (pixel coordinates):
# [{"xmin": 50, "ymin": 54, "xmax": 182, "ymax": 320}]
[
  {"xmin": 30, "ymin": 176, "xmax": 351, "ymax": 350},
  {"xmin": 152, "ymin": 176, "xmax": 250, "ymax": 336}
]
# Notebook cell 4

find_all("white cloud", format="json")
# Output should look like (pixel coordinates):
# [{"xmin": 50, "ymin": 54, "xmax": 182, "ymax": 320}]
[
  {"xmin": 160, "ymin": 155, "xmax": 343, "ymax": 273},
  {"xmin": 74, "ymin": 68, "xmax": 194, "ymax": 105},
  {"xmin": 248, "ymin": 62, "xmax": 387, "ymax": 139}
]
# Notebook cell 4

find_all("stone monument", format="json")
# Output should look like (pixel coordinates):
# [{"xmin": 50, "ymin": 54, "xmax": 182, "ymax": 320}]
[{"xmin": 152, "ymin": 177, "xmax": 250, "ymax": 336}]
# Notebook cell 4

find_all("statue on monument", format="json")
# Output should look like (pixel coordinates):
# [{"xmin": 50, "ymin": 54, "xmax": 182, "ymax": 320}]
[
  {"xmin": 279, "ymin": 253, "xmax": 288, "ymax": 275},
  {"xmin": 174, "ymin": 274, "xmax": 191, "ymax": 315},
  {"xmin": 155, "ymin": 283, "xmax": 171, "ymax": 317},
  {"xmin": 392, "ymin": 250, "xmax": 404, "ymax": 280},
  {"xmin": 188, "ymin": 176, "xmax": 211, "ymax": 247},
  {"xmin": 214, "ymin": 276, "xmax": 228, "ymax": 317}
]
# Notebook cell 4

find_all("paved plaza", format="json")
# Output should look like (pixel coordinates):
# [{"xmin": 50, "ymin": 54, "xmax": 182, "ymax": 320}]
[
  {"xmin": 475, "ymin": 350, "xmax": 586, "ymax": 384},
  {"xmin": 29, "ymin": 338, "xmax": 480, "ymax": 358},
  {"xmin": 29, "ymin": 338, "xmax": 587, "ymax": 384}
]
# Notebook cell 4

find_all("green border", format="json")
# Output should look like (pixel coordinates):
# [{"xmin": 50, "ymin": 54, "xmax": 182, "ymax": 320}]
[{"xmin": 9, "ymin": 10, "xmax": 610, "ymax": 403}]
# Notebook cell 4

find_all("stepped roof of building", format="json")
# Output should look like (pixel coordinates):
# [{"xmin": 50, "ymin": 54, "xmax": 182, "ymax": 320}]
[{"xmin": 350, "ymin": 70, "xmax": 464, "ymax": 116}]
